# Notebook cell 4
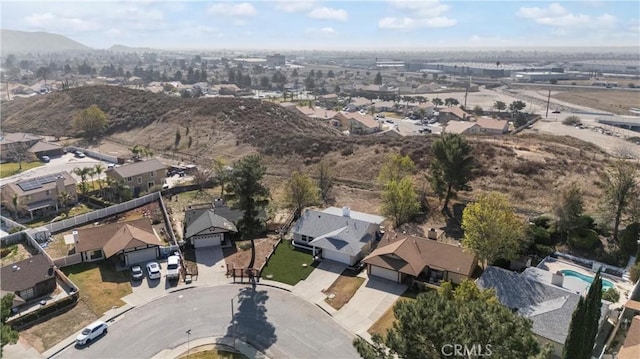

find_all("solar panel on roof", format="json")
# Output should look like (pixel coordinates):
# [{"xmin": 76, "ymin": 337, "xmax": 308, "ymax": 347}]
[
  {"xmin": 39, "ymin": 174, "xmax": 60, "ymax": 184},
  {"xmin": 17, "ymin": 179, "xmax": 42, "ymax": 191}
]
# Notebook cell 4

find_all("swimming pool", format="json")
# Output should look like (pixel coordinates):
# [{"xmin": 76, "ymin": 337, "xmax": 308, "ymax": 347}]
[{"xmin": 560, "ymin": 270, "xmax": 615, "ymax": 291}]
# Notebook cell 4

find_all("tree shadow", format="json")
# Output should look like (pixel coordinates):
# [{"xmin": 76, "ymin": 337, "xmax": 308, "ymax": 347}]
[
  {"xmin": 226, "ymin": 287, "xmax": 277, "ymax": 353},
  {"xmin": 443, "ymin": 202, "xmax": 467, "ymax": 240}
]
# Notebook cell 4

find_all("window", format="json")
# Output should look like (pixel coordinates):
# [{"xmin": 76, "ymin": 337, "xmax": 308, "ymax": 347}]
[
  {"xmin": 90, "ymin": 250, "xmax": 103, "ymax": 260},
  {"xmin": 46, "ymin": 190, "xmax": 50, "ymax": 195},
  {"xmin": 127, "ymin": 177, "xmax": 132, "ymax": 182},
  {"xmin": 20, "ymin": 287, "xmax": 35, "ymax": 300},
  {"xmin": 137, "ymin": 177, "xmax": 142, "ymax": 184},
  {"xmin": 147, "ymin": 181, "xmax": 155, "ymax": 189},
  {"xmin": 150, "ymin": 171, "xmax": 155, "ymax": 177}
]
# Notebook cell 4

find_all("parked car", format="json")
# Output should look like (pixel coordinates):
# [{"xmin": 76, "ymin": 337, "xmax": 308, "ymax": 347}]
[
  {"xmin": 41, "ymin": 156, "xmax": 50, "ymax": 163},
  {"xmin": 166, "ymin": 255, "xmax": 181, "ymax": 281},
  {"xmin": 75, "ymin": 320, "xmax": 108, "ymax": 346},
  {"xmin": 130, "ymin": 265, "xmax": 144, "ymax": 281},
  {"xmin": 146, "ymin": 262, "xmax": 161, "ymax": 280},
  {"xmin": 74, "ymin": 151, "xmax": 86, "ymax": 158},
  {"xmin": 552, "ymin": 110, "xmax": 561, "ymax": 114}
]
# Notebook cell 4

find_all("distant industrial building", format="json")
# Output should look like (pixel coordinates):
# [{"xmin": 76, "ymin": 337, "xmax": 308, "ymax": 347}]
[
  {"xmin": 512, "ymin": 71, "xmax": 574, "ymax": 83},
  {"xmin": 376, "ymin": 59, "xmax": 405, "ymax": 69},
  {"xmin": 422, "ymin": 62, "xmax": 561, "ymax": 78},
  {"xmin": 266, "ymin": 54, "xmax": 286, "ymax": 67},
  {"xmin": 567, "ymin": 60, "xmax": 640, "ymax": 75}
]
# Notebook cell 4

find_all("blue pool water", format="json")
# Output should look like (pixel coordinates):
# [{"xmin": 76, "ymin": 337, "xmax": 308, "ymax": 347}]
[{"xmin": 560, "ymin": 270, "xmax": 615, "ymax": 291}]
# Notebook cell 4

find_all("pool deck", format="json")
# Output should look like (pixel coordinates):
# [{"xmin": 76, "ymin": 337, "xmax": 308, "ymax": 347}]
[{"xmin": 536, "ymin": 258, "xmax": 633, "ymax": 308}]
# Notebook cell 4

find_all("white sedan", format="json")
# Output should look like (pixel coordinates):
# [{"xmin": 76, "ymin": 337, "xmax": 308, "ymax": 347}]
[{"xmin": 146, "ymin": 262, "xmax": 161, "ymax": 280}]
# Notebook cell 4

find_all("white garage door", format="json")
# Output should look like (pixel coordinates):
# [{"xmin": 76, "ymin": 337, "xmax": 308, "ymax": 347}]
[
  {"xmin": 322, "ymin": 249, "xmax": 352, "ymax": 265},
  {"xmin": 125, "ymin": 247, "xmax": 158, "ymax": 266},
  {"xmin": 193, "ymin": 234, "xmax": 222, "ymax": 248},
  {"xmin": 371, "ymin": 265, "xmax": 399, "ymax": 282}
]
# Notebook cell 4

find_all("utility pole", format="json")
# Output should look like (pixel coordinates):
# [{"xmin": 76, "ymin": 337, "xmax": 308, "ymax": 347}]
[
  {"xmin": 463, "ymin": 75, "xmax": 471, "ymax": 109},
  {"xmin": 545, "ymin": 89, "xmax": 551, "ymax": 118}
]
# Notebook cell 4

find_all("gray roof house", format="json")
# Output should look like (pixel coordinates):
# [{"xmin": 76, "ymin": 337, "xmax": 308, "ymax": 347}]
[
  {"xmin": 291, "ymin": 207, "xmax": 385, "ymax": 265},
  {"xmin": 477, "ymin": 266, "xmax": 608, "ymax": 358},
  {"xmin": 184, "ymin": 203, "xmax": 238, "ymax": 248}
]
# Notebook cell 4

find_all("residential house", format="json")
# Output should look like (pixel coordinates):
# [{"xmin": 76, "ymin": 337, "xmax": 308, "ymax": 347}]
[
  {"xmin": 183, "ymin": 203, "xmax": 238, "ymax": 248},
  {"xmin": 372, "ymin": 100, "xmax": 396, "ymax": 113},
  {"xmin": 294, "ymin": 106, "xmax": 339, "ymax": 121},
  {"xmin": 618, "ymin": 315, "xmax": 640, "ymax": 359},
  {"xmin": 0, "ymin": 132, "xmax": 41, "ymax": 161},
  {"xmin": 73, "ymin": 218, "xmax": 162, "ymax": 266},
  {"xmin": 476, "ymin": 117, "xmax": 509, "ymax": 134},
  {"xmin": 28, "ymin": 141, "xmax": 64, "ymax": 159},
  {"xmin": 406, "ymin": 102, "xmax": 435, "ymax": 117},
  {"xmin": 0, "ymin": 253, "xmax": 56, "ymax": 308},
  {"xmin": 443, "ymin": 121, "xmax": 481, "ymax": 135},
  {"xmin": 319, "ymin": 93, "xmax": 339, "ymax": 108},
  {"xmin": 1, "ymin": 172, "xmax": 77, "ymax": 219},
  {"xmin": 439, "ymin": 107, "xmax": 471, "ymax": 121},
  {"xmin": 335, "ymin": 112, "xmax": 381, "ymax": 135},
  {"xmin": 106, "ymin": 159, "xmax": 167, "ymax": 196},
  {"xmin": 363, "ymin": 232, "xmax": 477, "ymax": 285},
  {"xmin": 477, "ymin": 266, "xmax": 609, "ymax": 358},
  {"xmin": 291, "ymin": 207, "xmax": 385, "ymax": 265},
  {"xmin": 344, "ymin": 97, "xmax": 372, "ymax": 112}
]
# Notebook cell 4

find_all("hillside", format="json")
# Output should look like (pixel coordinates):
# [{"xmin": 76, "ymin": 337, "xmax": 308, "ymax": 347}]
[
  {"xmin": 0, "ymin": 85, "xmax": 612, "ymax": 218},
  {"xmin": 0, "ymin": 29, "xmax": 91, "ymax": 55}
]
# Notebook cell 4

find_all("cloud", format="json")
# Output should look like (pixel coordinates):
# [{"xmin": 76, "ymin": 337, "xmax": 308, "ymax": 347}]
[
  {"xmin": 517, "ymin": 3, "xmax": 616, "ymax": 29},
  {"xmin": 207, "ymin": 2, "xmax": 257, "ymax": 17},
  {"xmin": 274, "ymin": 0, "xmax": 315, "ymax": 13},
  {"xmin": 305, "ymin": 27, "xmax": 337, "ymax": 35},
  {"xmin": 380, "ymin": 0, "xmax": 456, "ymax": 29},
  {"xmin": 379, "ymin": 16, "xmax": 456, "ymax": 29},
  {"xmin": 25, "ymin": 12, "xmax": 102, "ymax": 32},
  {"xmin": 308, "ymin": 7, "xmax": 348, "ymax": 21}
]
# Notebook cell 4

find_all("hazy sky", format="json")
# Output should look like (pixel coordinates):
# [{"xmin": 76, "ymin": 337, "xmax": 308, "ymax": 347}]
[{"xmin": 1, "ymin": 0, "xmax": 639, "ymax": 50}]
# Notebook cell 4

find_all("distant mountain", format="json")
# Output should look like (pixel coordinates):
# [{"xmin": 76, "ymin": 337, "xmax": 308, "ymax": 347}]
[{"xmin": 1, "ymin": 29, "xmax": 91, "ymax": 55}]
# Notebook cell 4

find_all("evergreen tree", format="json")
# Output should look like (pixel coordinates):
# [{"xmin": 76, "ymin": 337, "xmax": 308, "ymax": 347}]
[{"xmin": 562, "ymin": 269, "xmax": 602, "ymax": 359}]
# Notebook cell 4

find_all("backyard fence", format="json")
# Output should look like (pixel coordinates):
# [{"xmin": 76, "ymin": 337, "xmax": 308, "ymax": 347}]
[
  {"xmin": 44, "ymin": 192, "xmax": 161, "ymax": 233},
  {"xmin": 0, "ymin": 231, "xmax": 27, "ymax": 246},
  {"xmin": 53, "ymin": 253, "xmax": 83, "ymax": 268},
  {"xmin": 1, "ymin": 216, "xmax": 26, "ymax": 231}
]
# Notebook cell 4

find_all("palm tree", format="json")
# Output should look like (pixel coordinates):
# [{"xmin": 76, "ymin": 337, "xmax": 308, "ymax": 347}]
[
  {"xmin": 93, "ymin": 164, "xmax": 105, "ymax": 193},
  {"xmin": 129, "ymin": 145, "xmax": 142, "ymax": 160},
  {"xmin": 73, "ymin": 167, "xmax": 91, "ymax": 195},
  {"xmin": 143, "ymin": 145, "xmax": 154, "ymax": 159},
  {"xmin": 57, "ymin": 191, "xmax": 73, "ymax": 217}
]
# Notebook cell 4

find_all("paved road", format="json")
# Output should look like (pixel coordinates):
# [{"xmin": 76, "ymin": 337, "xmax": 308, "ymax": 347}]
[
  {"xmin": 54, "ymin": 285, "xmax": 360, "ymax": 359},
  {"xmin": 0, "ymin": 153, "xmax": 109, "ymax": 185}
]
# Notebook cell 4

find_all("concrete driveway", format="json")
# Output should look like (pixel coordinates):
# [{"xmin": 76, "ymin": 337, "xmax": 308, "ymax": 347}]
[
  {"xmin": 122, "ymin": 260, "xmax": 181, "ymax": 306},
  {"xmin": 194, "ymin": 246, "xmax": 229, "ymax": 286},
  {"xmin": 333, "ymin": 274, "xmax": 407, "ymax": 339},
  {"xmin": 292, "ymin": 260, "xmax": 347, "ymax": 303}
]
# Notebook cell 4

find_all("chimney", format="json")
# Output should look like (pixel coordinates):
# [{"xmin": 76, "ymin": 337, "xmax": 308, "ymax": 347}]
[
  {"xmin": 427, "ymin": 228, "xmax": 438, "ymax": 240},
  {"xmin": 551, "ymin": 272, "xmax": 564, "ymax": 287},
  {"xmin": 56, "ymin": 175, "xmax": 65, "ymax": 195},
  {"xmin": 72, "ymin": 230, "xmax": 79, "ymax": 243},
  {"xmin": 342, "ymin": 207, "xmax": 350, "ymax": 217}
]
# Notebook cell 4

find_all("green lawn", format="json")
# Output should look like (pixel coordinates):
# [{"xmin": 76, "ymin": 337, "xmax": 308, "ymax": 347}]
[
  {"xmin": 61, "ymin": 261, "xmax": 132, "ymax": 315},
  {"xmin": 261, "ymin": 240, "xmax": 317, "ymax": 286},
  {"xmin": 0, "ymin": 161, "xmax": 43, "ymax": 178}
]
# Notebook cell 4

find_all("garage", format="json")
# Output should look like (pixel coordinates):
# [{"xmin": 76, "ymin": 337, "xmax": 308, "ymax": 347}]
[
  {"xmin": 370, "ymin": 265, "xmax": 400, "ymax": 282},
  {"xmin": 192, "ymin": 234, "xmax": 223, "ymax": 248},
  {"xmin": 320, "ymin": 248, "xmax": 353, "ymax": 265},
  {"xmin": 124, "ymin": 247, "xmax": 158, "ymax": 266}
]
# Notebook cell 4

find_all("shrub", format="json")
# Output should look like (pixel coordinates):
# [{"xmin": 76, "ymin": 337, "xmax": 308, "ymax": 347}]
[
  {"xmin": 630, "ymin": 263, "xmax": 640, "ymax": 283},
  {"xmin": 528, "ymin": 225, "xmax": 555, "ymax": 246},
  {"xmin": 602, "ymin": 288, "xmax": 620, "ymax": 303},
  {"xmin": 568, "ymin": 228, "xmax": 600, "ymax": 250},
  {"xmin": 534, "ymin": 244, "xmax": 555, "ymax": 258},
  {"xmin": 619, "ymin": 223, "xmax": 640, "ymax": 259},
  {"xmin": 532, "ymin": 216, "xmax": 552, "ymax": 229},
  {"xmin": 237, "ymin": 240, "xmax": 252, "ymax": 251},
  {"xmin": 563, "ymin": 116, "xmax": 581, "ymax": 126}
]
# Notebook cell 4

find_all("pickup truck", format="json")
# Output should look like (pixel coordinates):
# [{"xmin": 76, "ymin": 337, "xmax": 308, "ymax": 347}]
[{"xmin": 166, "ymin": 255, "xmax": 181, "ymax": 281}]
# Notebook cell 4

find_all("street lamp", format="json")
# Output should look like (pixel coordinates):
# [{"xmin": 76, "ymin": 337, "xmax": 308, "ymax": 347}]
[{"xmin": 186, "ymin": 329, "xmax": 191, "ymax": 358}]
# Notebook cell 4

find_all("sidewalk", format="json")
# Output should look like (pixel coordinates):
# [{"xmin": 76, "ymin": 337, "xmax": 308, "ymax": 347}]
[
  {"xmin": 3, "ymin": 338, "xmax": 42, "ymax": 359},
  {"xmin": 151, "ymin": 336, "xmax": 269, "ymax": 359}
]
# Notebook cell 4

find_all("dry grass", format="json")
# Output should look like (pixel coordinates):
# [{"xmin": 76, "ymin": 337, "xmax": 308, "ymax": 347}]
[
  {"xmin": 0, "ymin": 243, "xmax": 35, "ymax": 266},
  {"xmin": 61, "ymin": 262, "xmax": 132, "ymax": 315},
  {"xmin": 553, "ymin": 89, "xmax": 640, "ymax": 115},
  {"xmin": 178, "ymin": 346, "xmax": 247, "ymax": 359},
  {"xmin": 323, "ymin": 269, "xmax": 366, "ymax": 310},
  {"xmin": 20, "ymin": 300, "xmax": 97, "ymax": 353},
  {"xmin": 368, "ymin": 289, "xmax": 421, "ymax": 337}
]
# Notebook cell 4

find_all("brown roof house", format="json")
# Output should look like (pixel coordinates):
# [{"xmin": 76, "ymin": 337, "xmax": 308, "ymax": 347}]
[
  {"xmin": 618, "ymin": 315, "xmax": 640, "ymax": 359},
  {"xmin": 438, "ymin": 107, "xmax": 470, "ymax": 121},
  {"xmin": 0, "ymin": 253, "xmax": 57, "ymax": 308},
  {"xmin": 28, "ymin": 141, "xmax": 64, "ymax": 159},
  {"xmin": 73, "ymin": 218, "xmax": 162, "ymax": 266},
  {"xmin": 335, "ymin": 112, "xmax": 381, "ymax": 135},
  {"xmin": 106, "ymin": 159, "xmax": 167, "ymax": 197},
  {"xmin": 1, "ymin": 172, "xmax": 77, "ymax": 220},
  {"xmin": 363, "ymin": 232, "xmax": 477, "ymax": 285},
  {"xmin": 0, "ymin": 132, "xmax": 41, "ymax": 161},
  {"xmin": 476, "ymin": 117, "xmax": 509, "ymax": 134},
  {"xmin": 443, "ymin": 121, "xmax": 481, "ymax": 135}
]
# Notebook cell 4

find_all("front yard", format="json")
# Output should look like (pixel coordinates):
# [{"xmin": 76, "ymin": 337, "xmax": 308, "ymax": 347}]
[
  {"xmin": 261, "ymin": 240, "xmax": 317, "ymax": 285},
  {"xmin": 368, "ymin": 288, "xmax": 422, "ymax": 337},
  {"xmin": 0, "ymin": 161, "xmax": 43, "ymax": 178},
  {"xmin": 323, "ymin": 269, "xmax": 365, "ymax": 310},
  {"xmin": 224, "ymin": 236, "xmax": 280, "ymax": 273}
]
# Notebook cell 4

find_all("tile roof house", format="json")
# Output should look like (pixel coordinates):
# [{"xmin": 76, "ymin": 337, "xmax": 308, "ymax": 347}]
[
  {"xmin": 291, "ymin": 207, "xmax": 385, "ymax": 265},
  {"xmin": 0, "ymin": 132, "xmax": 42, "ymax": 161},
  {"xmin": 439, "ymin": 107, "xmax": 470, "ymax": 121},
  {"xmin": 106, "ymin": 159, "xmax": 167, "ymax": 197},
  {"xmin": 476, "ymin": 117, "xmax": 509, "ymax": 134},
  {"xmin": 1, "ymin": 171, "xmax": 77, "ymax": 220},
  {"xmin": 477, "ymin": 266, "xmax": 608, "ymax": 358},
  {"xmin": 444, "ymin": 121, "xmax": 481, "ymax": 135},
  {"xmin": 0, "ymin": 253, "xmax": 57, "ymax": 308},
  {"xmin": 184, "ymin": 203, "xmax": 239, "ymax": 248},
  {"xmin": 618, "ymin": 315, "xmax": 640, "ymax": 359},
  {"xmin": 335, "ymin": 112, "xmax": 381, "ymax": 135},
  {"xmin": 363, "ymin": 232, "xmax": 477, "ymax": 284},
  {"xmin": 73, "ymin": 218, "xmax": 162, "ymax": 266}
]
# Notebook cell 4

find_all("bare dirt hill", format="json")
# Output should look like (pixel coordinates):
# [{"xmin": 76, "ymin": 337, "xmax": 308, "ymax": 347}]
[{"xmin": 1, "ymin": 86, "xmax": 614, "ymax": 217}]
